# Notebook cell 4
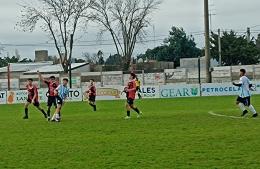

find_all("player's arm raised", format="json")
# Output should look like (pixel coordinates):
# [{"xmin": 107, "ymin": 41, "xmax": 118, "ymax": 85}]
[{"xmin": 37, "ymin": 71, "xmax": 48, "ymax": 84}]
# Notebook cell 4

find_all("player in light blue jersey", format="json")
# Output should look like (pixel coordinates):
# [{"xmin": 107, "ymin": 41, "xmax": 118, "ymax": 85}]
[
  {"xmin": 51, "ymin": 78, "xmax": 70, "ymax": 122},
  {"xmin": 233, "ymin": 69, "xmax": 258, "ymax": 118}
]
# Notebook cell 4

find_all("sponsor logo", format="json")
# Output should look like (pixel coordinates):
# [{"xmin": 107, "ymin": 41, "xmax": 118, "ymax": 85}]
[
  {"xmin": 97, "ymin": 88, "xmax": 121, "ymax": 98},
  {"xmin": 161, "ymin": 87, "xmax": 199, "ymax": 98},
  {"xmin": 202, "ymin": 87, "xmax": 240, "ymax": 93},
  {"xmin": 141, "ymin": 87, "xmax": 157, "ymax": 97}
]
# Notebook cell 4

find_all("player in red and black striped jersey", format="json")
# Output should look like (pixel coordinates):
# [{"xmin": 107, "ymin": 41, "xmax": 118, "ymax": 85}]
[
  {"xmin": 38, "ymin": 71, "xmax": 58, "ymax": 121},
  {"xmin": 124, "ymin": 73, "xmax": 142, "ymax": 119},
  {"xmin": 23, "ymin": 78, "xmax": 47, "ymax": 119},
  {"xmin": 86, "ymin": 79, "xmax": 97, "ymax": 111}
]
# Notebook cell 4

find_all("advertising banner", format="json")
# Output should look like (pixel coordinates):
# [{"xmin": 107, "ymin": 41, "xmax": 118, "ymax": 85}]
[
  {"xmin": 0, "ymin": 91, "xmax": 7, "ymax": 104},
  {"xmin": 139, "ymin": 86, "xmax": 160, "ymax": 99},
  {"xmin": 7, "ymin": 90, "xmax": 28, "ymax": 104},
  {"xmin": 6, "ymin": 88, "xmax": 83, "ymax": 104},
  {"xmin": 201, "ymin": 82, "xmax": 260, "ymax": 96},
  {"xmin": 160, "ymin": 84, "xmax": 200, "ymax": 98},
  {"xmin": 83, "ymin": 86, "xmax": 123, "ymax": 101},
  {"xmin": 66, "ymin": 88, "xmax": 83, "ymax": 102},
  {"xmin": 201, "ymin": 83, "xmax": 240, "ymax": 96}
]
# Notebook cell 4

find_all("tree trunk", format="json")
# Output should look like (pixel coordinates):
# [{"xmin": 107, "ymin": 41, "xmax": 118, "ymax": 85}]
[
  {"xmin": 62, "ymin": 59, "xmax": 69, "ymax": 73},
  {"xmin": 123, "ymin": 56, "xmax": 131, "ymax": 71}
]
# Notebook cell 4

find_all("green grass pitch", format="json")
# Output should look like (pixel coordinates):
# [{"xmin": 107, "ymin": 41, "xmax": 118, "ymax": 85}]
[{"xmin": 1, "ymin": 96, "xmax": 260, "ymax": 169}]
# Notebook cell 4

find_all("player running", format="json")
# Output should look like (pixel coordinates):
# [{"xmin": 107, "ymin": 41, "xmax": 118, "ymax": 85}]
[
  {"xmin": 86, "ymin": 79, "xmax": 97, "ymax": 111},
  {"xmin": 51, "ymin": 78, "xmax": 70, "ymax": 122},
  {"xmin": 233, "ymin": 69, "xmax": 258, "ymax": 118},
  {"xmin": 124, "ymin": 73, "xmax": 142, "ymax": 119},
  {"xmin": 23, "ymin": 78, "xmax": 47, "ymax": 119},
  {"xmin": 135, "ymin": 76, "xmax": 142, "ymax": 99},
  {"xmin": 38, "ymin": 71, "xmax": 58, "ymax": 121}
]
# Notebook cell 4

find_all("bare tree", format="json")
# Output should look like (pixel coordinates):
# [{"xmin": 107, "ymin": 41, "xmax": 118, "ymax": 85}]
[
  {"xmin": 17, "ymin": 0, "xmax": 94, "ymax": 72},
  {"xmin": 92, "ymin": 0, "xmax": 161, "ymax": 70},
  {"xmin": 82, "ymin": 50, "xmax": 104, "ymax": 65}
]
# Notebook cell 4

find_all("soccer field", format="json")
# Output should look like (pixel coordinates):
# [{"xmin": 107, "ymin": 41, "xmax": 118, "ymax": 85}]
[{"xmin": 1, "ymin": 96, "xmax": 260, "ymax": 169}]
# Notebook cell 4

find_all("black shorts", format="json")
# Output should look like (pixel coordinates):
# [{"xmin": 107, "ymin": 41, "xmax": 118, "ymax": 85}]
[
  {"xmin": 27, "ymin": 98, "xmax": 40, "ymax": 107},
  {"xmin": 56, "ymin": 96, "xmax": 64, "ymax": 105},
  {"xmin": 127, "ymin": 98, "xmax": 134, "ymax": 105},
  {"xmin": 89, "ymin": 95, "xmax": 96, "ymax": 102},
  {"xmin": 47, "ymin": 96, "xmax": 57, "ymax": 107},
  {"xmin": 237, "ymin": 96, "xmax": 251, "ymax": 106}
]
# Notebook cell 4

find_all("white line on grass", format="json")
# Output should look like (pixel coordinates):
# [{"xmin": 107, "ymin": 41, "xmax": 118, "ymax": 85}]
[{"xmin": 208, "ymin": 111, "xmax": 257, "ymax": 120}]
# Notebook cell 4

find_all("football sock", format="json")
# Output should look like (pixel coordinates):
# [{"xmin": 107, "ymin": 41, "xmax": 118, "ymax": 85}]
[
  {"xmin": 238, "ymin": 103, "xmax": 246, "ymax": 112},
  {"xmin": 133, "ymin": 107, "xmax": 140, "ymax": 114},
  {"xmin": 127, "ymin": 111, "xmax": 130, "ymax": 117},
  {"xmin": 47, "ymin": 107, "xmax": 51, "ymax": 117},
  {"xmin": 249, "ymin": 105, "xmax": 257, "ymax": 114},
  {"xmin": 24, "ymin": 108, "xmax": 28, "ymax": 117},
  {"xmin": 41, "ymin": 109, "xmax": 47, "ymax": 116},
  {"xmin": 89, "ymin": 103, "xmax": 96, "ymax": 111}
]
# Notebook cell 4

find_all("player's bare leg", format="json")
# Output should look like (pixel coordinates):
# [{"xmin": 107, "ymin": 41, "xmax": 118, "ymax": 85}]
[{"xmin": 51, "ymin": 104, "xmax": 62, "ymax": 122}]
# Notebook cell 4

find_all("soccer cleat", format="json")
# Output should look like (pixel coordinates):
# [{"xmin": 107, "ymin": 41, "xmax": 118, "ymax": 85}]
[
  {"xmin": 125, "ymin": 116, "xmax": 131, "ymax": 120},
  {"xmin": 241, "ymin": 110, "xmax": 248, "ymax": 117},
  {"xmin": 252, "ymin": 113, "xmax": 258, "ymax": 118},
  {"xmin": 137, "ymin": 112, "xmax": 143, "ymax": 118},
  {"xmin": 51, "ymin": 118, "xmax": 60, "ymax": 122},
  {"xmin": 55, "ymin": 118, "xmax": 60, "ymax": 122},
  {"xmin": 23, "ymin": 116, "xmax": 28, "ymax": 119}
]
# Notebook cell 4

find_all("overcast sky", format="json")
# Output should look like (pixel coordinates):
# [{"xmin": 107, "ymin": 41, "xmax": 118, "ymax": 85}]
[{"xmin": 0, "ymin": 0, "xmax": 260, "ymax": 60}]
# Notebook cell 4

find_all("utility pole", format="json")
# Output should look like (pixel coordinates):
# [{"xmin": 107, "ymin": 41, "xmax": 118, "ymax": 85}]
[
  {"xmin": 198, "ymin": 55, "xmax": 201, "ymax": 84},
  {"xmin": 7, "ymin": 63, "xmax": 10, "ymax": 91},
  {"xmin": 247, "ymin": 27, "xmax": 251, "ymax": 43},
  {"xmin": 209, "ymin": 13, "xmax": 216, "ymax": 31},
  {"xmin": 69, "ymin": 34, "xmax": 73, "ymax": 88},
  {"xmin": 204, "ymin": 0, "xmax": 212, "ymax": 83},
  {"xmin": 218, "ymin": 29, "xmax": 222, "ymax": 66}
]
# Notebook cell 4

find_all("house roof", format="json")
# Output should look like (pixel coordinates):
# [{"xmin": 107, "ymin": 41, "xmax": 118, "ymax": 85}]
[
  {"xmin": 24, "ymin": 62, "xmax": 89, "ymax": 74},
  {"xmin": 0, "ymin": 62, "xmax": 89, "ymax": 74},
  {"xmin": 0, "ymin": 62, "xmax": 53, "ymax": 73}
]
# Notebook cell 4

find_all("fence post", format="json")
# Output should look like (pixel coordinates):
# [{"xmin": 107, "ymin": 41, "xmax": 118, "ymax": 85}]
[
  {"xmin": 253, "ymin": 65, "xmax": 256, "ymax": 80},
  {"xmin": 230, "ymin": 66, "xmax": 233, "ymax": 82},
  {"xmin": 122, "ymin": 71, "xmax": 124, "ymax": 86},
  {"xmin": 100, "ymin": 66, "xmax": 103, "ymax": 87},
  {"xmin": 142, "ymin": 70, "xmax": 145, "ymax": 86},
  {"xmin": 7, "ymin": 63, "xmax": 10, "ymax": 91}
]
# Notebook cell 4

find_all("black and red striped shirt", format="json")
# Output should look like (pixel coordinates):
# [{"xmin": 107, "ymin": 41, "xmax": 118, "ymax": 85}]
[
  {"xmin": 88, "ymin": 85, "xmax": 96, "ymax": 96},
  {"xmin": 44, "ymin": 80, "xmax": 58, "ymax": 97}
]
